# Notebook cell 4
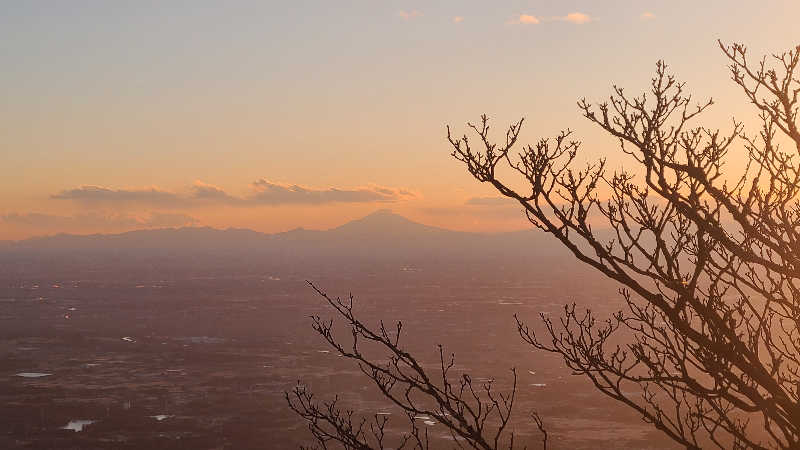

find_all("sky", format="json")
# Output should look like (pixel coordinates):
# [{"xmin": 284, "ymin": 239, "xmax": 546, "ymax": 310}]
[{"xmin": 1, "ymin": 1, "xmax": 798, "ymax": 240}]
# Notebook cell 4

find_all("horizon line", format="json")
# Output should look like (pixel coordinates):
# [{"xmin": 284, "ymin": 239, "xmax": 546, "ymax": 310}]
[{"xmin": 3, "ymin": 209, "xmax": 535, "ymax": 243}]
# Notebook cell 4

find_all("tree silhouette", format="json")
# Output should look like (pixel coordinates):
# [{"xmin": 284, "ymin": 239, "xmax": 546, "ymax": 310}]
[
  {"xmin": 449, "ymin": 41, "xmax": 800, "ymax": 449},
  {"xmin": 289, "ymin": 41, "xmax": 800, "ymax": 449},
  {"xmin": 286, "ymin": 282, "xmax": 546, "ymax": 449}
]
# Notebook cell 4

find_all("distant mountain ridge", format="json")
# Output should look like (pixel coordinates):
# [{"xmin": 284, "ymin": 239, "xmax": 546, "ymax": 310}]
[
  {"xmin": 1, "ymin": 209, "xmax": 581, "ymax": 265},
  {"xmin": 331, "ymin": 209, "xmax": 450, "ymax": 235},
  {"xmin": 4, "ymin": 210, "xmax": 484, "ymax": 249},
  {"xmin": 0, "ymin": 209, "xmax": 585, "ymax": 280}
]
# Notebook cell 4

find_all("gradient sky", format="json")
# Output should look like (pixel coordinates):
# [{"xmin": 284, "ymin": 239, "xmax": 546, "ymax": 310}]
[{"xmin": 2, "ymin": 1, "xmax": 798, "ymax": 239}]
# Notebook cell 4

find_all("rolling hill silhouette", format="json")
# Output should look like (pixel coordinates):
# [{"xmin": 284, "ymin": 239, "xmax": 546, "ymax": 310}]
[
  {"xmin": 0, "ymin": 210, "xmax": 576, "ymax": 279},
  {"xmin": 5, "ymin": 209, "xmax": 495, "ymax": 249}
]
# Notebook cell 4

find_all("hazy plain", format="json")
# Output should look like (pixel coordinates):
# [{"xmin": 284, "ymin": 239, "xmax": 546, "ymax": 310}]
[{"xmin": 0, "ymin": 212, "xmax": 678, "ymax": 449}]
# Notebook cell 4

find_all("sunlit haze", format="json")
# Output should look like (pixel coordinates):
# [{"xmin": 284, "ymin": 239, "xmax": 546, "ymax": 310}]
[
  {"xmin": 3, "ymin": 5, "xmax": 799, "ymax": 448},
  {"xmin": 2, "ymin": 1, "xmax": 798, "ymax": 239}
]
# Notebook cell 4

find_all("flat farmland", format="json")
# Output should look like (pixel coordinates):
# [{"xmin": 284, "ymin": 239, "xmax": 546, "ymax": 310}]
[{"xmin": 0, "ymin": 261, "xmax": 676, "ymax": 449}]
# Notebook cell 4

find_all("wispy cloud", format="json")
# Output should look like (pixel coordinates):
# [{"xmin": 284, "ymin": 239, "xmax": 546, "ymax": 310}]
[
  {"xmin": 52, "ymin": 185, "xmax": 183, "ymax": 206},
  {"xmin": 189, "ymin": 181, "xmax": 240, "ymax": 203},
  {"xmin": 560, "ymin": 12, "xmax": 592, "ymax": 24},
  {"xmin": 418, "ymin": 196, "xmax": 523, "ymax": 221},
  {"xmin": 398, "ymin": 10, "xmax": 422, "ymax": 20},
  {"xmin": 139, "ymin": 212, "xmax": 199, "ymax": 228},
  {"xmin": 1, "ymin": 211, "xmax": 198, "ymax": 231},
  {"xmin": 465, "ymin": 196, "xmax": 517, "ymax": 206},
  {"xmin": 508, "ymin": 12, "xmax": 593, "ymax": 25},
  {"xmin": 52, "ymin": 180, "xmax": 417, "ymax": 207},
  {"xmin": 249, "ymin": 180, "xmax": 415, "ymax": 205},
  {"xmin": 641, "ymin": 12, "xmax": 656, "ymax": 20},
  {"xmin": 508, "ymin": 14, "xmax": 540, "ymax": 25},
  {"xmin": 452, "ymin": 16, "xmax": 464, "ymax": 24}
]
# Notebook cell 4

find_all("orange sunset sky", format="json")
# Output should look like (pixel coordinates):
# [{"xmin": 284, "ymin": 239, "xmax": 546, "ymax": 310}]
[{"xmin": 2, "ymin": 1, "xmax": 798, "ymax": 240}]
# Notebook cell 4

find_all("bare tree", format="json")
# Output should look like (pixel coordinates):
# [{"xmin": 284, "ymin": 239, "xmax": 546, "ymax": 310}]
[
  {"xmin": 286, "ymin": 282, "xmax": 547, "ymax": 449},
  {"xmin": 448, "ymin": 41, "xmax": 800, "ymax": 449},
  {"xmin": 289, "ymin": 41, "xmax": 800, "ymax": 449}
]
